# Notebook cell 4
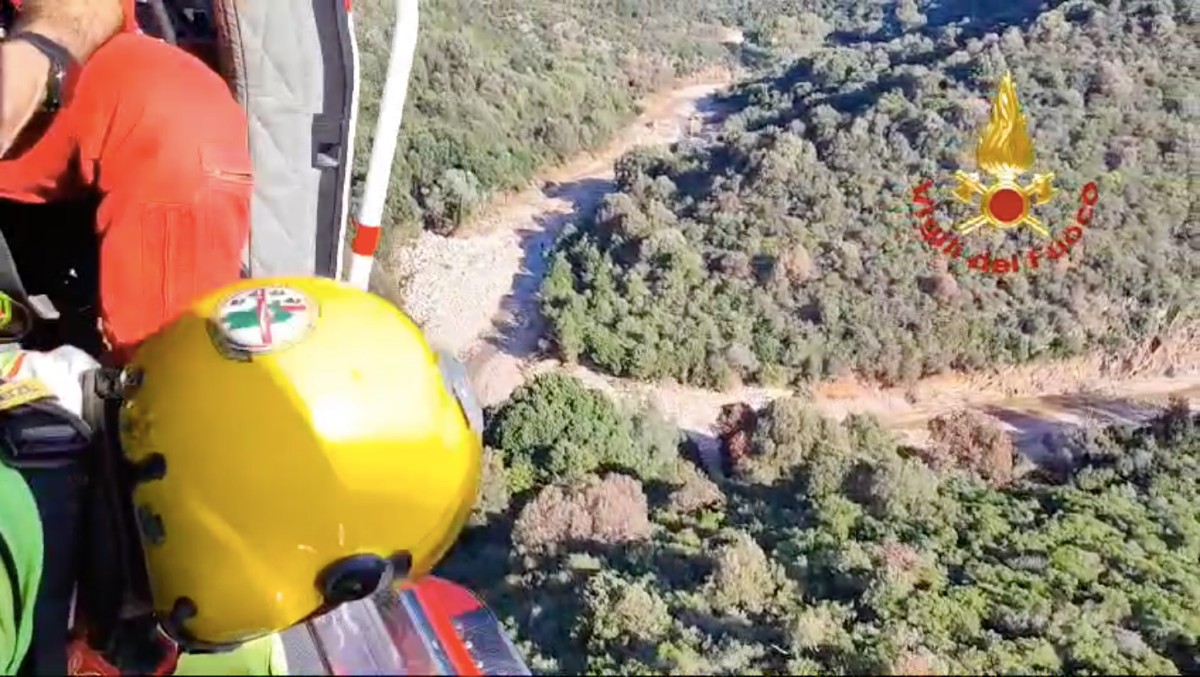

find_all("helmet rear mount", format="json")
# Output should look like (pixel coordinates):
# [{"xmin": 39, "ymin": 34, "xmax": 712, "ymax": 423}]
[
  {"xmin": 319, "ymin": 550, "xmax": 412, "ymax": 606},
  {"xmin": 162, "ymin": 550, "xmax": 414, "ymax": 654},
  {"xmin": 319, "ymin": 554, "xmax": 390, "ymax": 605}
]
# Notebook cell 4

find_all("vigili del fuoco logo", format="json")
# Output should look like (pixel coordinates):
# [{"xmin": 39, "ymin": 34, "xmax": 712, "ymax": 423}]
[{"xmin": 910, "ymin": 71, "xmax": 1099, "ymax": 274}]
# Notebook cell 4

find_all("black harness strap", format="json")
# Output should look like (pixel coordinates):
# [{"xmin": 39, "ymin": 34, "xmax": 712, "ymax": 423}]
[
  {"xmin": 0, "ymin": 221, "xmax": 28, "ymax": 303},
  {"xmin": 0, "ymin": 215, "xmax": 59, "ymax": 328},
  {"xmin": 0, "ymin": 528, "xmax": 20, "ymax": 656},
  {"xmin": 75, "ymin": 370, "xmax": 175, "ymax": 675}
]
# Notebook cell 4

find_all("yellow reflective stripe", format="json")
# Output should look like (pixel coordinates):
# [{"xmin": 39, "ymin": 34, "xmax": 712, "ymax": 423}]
[{"xmin": 0, "ymin": 378, "xmax": 54, "ymax": 414}]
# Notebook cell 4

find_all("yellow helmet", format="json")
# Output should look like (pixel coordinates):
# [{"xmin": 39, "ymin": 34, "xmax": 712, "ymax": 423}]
[{"xmin": 117, "ymin": 277, "xmax": 482, "ymax": 648}]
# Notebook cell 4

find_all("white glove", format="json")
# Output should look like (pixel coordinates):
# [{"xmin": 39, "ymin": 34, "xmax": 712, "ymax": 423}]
[{"xmin": 0, "ymin": 344, "xmax": 101, "ymax": 417}]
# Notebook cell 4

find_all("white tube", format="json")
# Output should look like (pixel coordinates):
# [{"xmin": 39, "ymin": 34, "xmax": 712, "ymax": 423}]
[
  {"xmin": 346, "ymin": 253, "xmax": 375, "ymax": 289},
  {"xmin": 347, "ymin": 0, "xmax": 420, "ymax": 290},
  {"xmin": 334, "ymin": 10, "xmax": 363, "ymax": 281}
]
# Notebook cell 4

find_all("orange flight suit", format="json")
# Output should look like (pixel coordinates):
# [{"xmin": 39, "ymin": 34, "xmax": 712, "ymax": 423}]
[{"xmin": 0, "ymin": 3, "xmax": 251, "ymax": 363}]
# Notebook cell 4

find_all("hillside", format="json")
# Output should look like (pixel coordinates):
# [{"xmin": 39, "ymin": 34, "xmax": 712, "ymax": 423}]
[
  {"xmin": 376, "ymin": 5, "xmax": 1200, "ymax": 672},
  {"xmin": 352, "ymin": 0, "xmax": 735, "ymax": 241},
  {"xmin": 539, "ymin": 0, "xmax": 1198, "ymax": 390},
  {"xmin": 352, "ymin": 0, "xmax": 919, "ymax": 241},
  {"xmin": 442, "ymin": 373, "xmax": 1200, "ymax": 674}
]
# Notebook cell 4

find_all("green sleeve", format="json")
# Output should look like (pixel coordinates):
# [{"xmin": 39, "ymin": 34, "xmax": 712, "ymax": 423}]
[
  {"xmin": 0, "ymin": 467, "xmax": 291, "ymax": 677},
  {"xmin": 0, "ymin": 463, "xmax": 43, "ymax": 676},
  {"xmin": 174, "ymin": 634, "xmax": 287, "ymax": 676}
]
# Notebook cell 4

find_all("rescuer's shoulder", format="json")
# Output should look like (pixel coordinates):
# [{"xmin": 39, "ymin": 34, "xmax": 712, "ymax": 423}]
[
  {"xmin": 173, "ymin": 633, "xmax": 287, "ymax": 676},
  {"xmin": 15, "ymin": 0, "xmax": 124, "ymax": 62},
  {"xmin": 0, "ymin": 462, "xmax": 43, "ymax": 675}
]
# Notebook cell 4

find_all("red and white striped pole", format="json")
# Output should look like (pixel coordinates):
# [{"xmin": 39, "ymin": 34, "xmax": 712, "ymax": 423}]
[{"xmin": 346, "ymin": 0, "xmax": 420, "ymax": 290}]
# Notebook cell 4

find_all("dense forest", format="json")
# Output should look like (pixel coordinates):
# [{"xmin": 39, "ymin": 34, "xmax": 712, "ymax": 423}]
[
  {"xmin": 440, "ymin": 373, "xmax": 1200, "ymax": 675},
  {"xmin": 389, "ymin": 1, "xmax": 1200, "ymax": 673},
  {"xmin": 352, "ymin": 0, "xmax": 909, "ymax": 240},
  {"xmin": 353, "ymin": 0, "xmax": 730, "ymax": 239},
  {"xmin": 540, "ymin": 0, "xmax": 1199, "ymax": 389}
]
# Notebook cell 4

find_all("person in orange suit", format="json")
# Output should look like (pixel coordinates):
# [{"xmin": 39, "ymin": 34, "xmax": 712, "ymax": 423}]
[{"xmin": 0, "ymin": 0, "xmax": 251, "ymax": 364}]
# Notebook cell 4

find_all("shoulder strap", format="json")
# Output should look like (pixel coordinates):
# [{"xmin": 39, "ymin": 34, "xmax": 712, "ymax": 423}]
[
  {"xmin": 0, "ymin": 226, "xmax": 28, "ymax": 303},
  {"xmin": 7, "ymin": 32, "xmax": 72, "ymax": 67},
  {"xmin": 0, "ymin": 222, "xmax": 60, "ymax": 325}
]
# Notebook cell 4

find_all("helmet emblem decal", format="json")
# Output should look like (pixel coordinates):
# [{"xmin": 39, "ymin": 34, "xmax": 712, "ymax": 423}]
[{"xmin": 211, "ymin": 286, "xmax": 317, "ymax": 358}]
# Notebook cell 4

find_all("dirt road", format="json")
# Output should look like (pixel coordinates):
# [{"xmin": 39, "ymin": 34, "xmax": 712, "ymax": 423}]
[
  {"xmin": 519, "ymin": 335, "xmax": 1200, "ymax": 470},
  {"xmin": 395, "ymin": 75, "xmax": 1200, "ymax": 465}
]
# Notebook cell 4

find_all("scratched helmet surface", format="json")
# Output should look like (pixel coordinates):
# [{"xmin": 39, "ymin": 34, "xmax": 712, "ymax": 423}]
[{"xmin": 118, "ymin": 276, "xmax": 482, "ymax": 648}]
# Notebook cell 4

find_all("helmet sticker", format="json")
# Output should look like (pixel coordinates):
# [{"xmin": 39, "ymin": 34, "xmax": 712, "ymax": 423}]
[{"xmin": 211, "ymin": 286, "xmax": 317, "ymax": 359}]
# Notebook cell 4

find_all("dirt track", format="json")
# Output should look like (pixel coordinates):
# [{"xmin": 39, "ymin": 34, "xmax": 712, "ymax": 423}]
[
  {"xmin": 394, "ymin": 76, "xmax": 1200, "ymax": 466},
  {"xmin": 396, "ymin": 74, "xmax": 736, "ymax": 400}
]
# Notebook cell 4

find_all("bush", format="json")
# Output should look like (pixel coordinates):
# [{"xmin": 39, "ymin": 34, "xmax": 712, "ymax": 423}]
[
  {"xmin": 470, "ymin": 447, "xmax": 512, "ymax": 525},
  {"xmin": 511, "ymin": 473, "xmax": 652, "ymax": 555},
  {"xmin": 485, "ymin": 373, "xmax": 682, "ymax": 491},
  {"xmin": 925, "ymin": 409, "xmax": 1015, "ymax": 487},
  {"xmin": 706, "ymin": 531, "xmax": 787, "ymax": 616},
  {"xmin": 456, "ymin": 380, "xmax": 1200, "ymax": 674},
  {"xmin": 666, "ymin": 461, "xmax": 725, "ymax": 514}
]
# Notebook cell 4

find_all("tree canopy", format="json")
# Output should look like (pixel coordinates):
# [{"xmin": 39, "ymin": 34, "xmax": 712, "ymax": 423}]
[
  {"xmin": 442, "ymin": 374, "xmax": 1200, "ymax": 675},
  {"xmin": 353, "ymin": 0, "xmax": 735, "ymax": 238},
  {"xmin": 541, "ymin": 0, "xmax": 1198, "ymax": 388},
  {"xmin": 353, "ymin": 0, "xmax": 915, "ymax": 239}
]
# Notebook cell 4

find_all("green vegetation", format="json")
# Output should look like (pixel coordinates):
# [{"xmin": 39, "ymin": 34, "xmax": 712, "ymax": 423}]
[
  {"xmin": 375, "ymin": 2, "xmax": 1200, "ymax": 673},
  {"xmin": 541, "ymin": 0, "xmax": 1198, "ymax": 389},
  {"xmin": 353, "ymin": 0, "xmax": 906, "ymax": 239},
  {"xmin": 442, "ymin": 374, "xmax": 1200, "ymax": 675},
  {"xmin": 353, "ymin": 0, "xmax": 736, "ymax": 237},
  {"xmin": 483, "ymin": 373, "xmax": 682, "ymax": 494}
]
